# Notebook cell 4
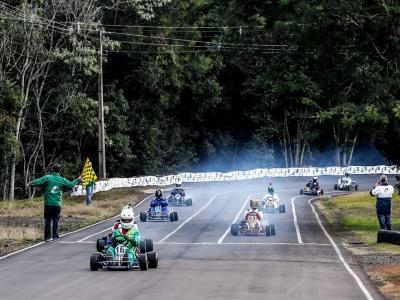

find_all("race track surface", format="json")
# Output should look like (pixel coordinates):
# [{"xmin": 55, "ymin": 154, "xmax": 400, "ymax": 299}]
[{"xmin": 0, "ymin": 175, "xmax": 388, "ymax": 300}]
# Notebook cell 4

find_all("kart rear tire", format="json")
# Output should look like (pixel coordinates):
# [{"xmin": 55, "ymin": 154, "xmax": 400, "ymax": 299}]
[
  {"xmin": 140, "ymin": 212, "xmax": 147, "ymax": 222},
  {"xmin": 279, "ymin": 204, "xmax": 286, "ymax": 214},
  {"xmin": 96, "ymin": 239, "xmax": 105, "ymax": 252},
  {"xmin": 145, "ymin": 239, "xmax": 154, "ymax": 252},
  {"xmin": 139, "ymin": 254, "xmax": 148, "ymax": 271},
  {"xmin": 320, "ymin": 189, "xmax": 324, "ymax": 195},
  {"xmin": 147, "ymin": 251, "xmax": 158, "ymax": 268},
  {"xmin": 139, "ymin": 240, "xmax": 146, "ymax": 253},
  {"xmin": 300, "ymin": 189, "xmax": 304, "ymax": 195},
  {"xmin": 170, "ymin": 213, "xmax": 174, "ymax": 222},
  {"xmin": 355, "ymin": 184, "xmax": 359, "ymax": 191},
  {"xmin": 265, "ymin": 225, "xmax": 271, "ymax": 237},
  {"xmin": 231, "ymin": 224, "xmax": 239, "ymax": 236},
  {"xmin": 186, "ymin": 198, "xmax": 193, "ymax": 206},
  {"xmin": 270, "ymin": 224, "xmax": 276, "ymax": 236},
  {"xmin": 334, "ymin": 184, "xmax": 338, "ymax": 191},
  {"xmin": 173, "ymin": 212, "xmax": 178, "ymax": 221},
  {"xmin": 90, "ymin": 253, "xmax": 101, "ymax": 271}
]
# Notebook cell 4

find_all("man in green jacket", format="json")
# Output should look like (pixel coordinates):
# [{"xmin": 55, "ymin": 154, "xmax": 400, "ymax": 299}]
[{"xmin": 28, "ymin": 164, "xmax": 80, "ymax": 242}]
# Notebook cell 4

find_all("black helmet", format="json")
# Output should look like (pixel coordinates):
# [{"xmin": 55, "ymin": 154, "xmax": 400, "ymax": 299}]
[
  {"xmin": 345, "ymin": 172, "xmax": 350, "ymax": 177},
  {"xmin": 155, "ymin": 189, "xmax": 162, "ymax": 198}
]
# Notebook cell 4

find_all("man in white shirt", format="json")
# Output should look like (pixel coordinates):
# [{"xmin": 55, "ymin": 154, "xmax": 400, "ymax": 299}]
[{"xmin": 370, "ymin": 175, "xmax": 394, "ymax": 230}]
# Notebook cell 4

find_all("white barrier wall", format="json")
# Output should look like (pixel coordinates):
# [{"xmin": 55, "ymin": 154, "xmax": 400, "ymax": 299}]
[{"xmin": 71, "ymin": 165, "xmax": 400, "ymax": 196}]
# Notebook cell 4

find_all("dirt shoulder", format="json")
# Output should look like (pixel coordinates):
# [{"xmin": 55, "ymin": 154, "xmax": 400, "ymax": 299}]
[
  {"xmin": 315, "ymin": 192, "xmax": 400, "ymax": 299},
  {"xmin": 0, "ymin": 186, "xmax": 161, "ymax": 257}
]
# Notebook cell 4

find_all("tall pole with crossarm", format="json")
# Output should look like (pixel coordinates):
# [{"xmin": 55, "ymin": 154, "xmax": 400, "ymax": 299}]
[{"xmin": 98, "ymin": 30, "xmax": 106, "ymax": 178}]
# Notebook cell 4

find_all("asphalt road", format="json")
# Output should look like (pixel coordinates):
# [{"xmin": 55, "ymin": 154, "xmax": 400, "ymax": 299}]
[{"xmin": 0, "ymin": 175, "xmax": 389, "ymax": 300}]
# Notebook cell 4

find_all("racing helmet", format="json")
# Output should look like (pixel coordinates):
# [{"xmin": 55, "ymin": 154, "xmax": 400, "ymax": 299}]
[
  {"xmin": 175, "ymin": 180, "xmax": 182, "ymax": 188},
  {"xmin": 250, "ymin": 197, "xmax": 260, "ymax": 209},
  {"xmin": 155, "ymin": 189, "xmax": 162, "ymax": 198},
  {"xmin": 120, "ymin": 208, "xmax": 134, "ymax": 229},
  {"xmin": 345, "ymin": 172, "xmax": 350, "ymax": 177},
  {"xmin": 312, "ymin": 176, "xmax": 318, "ymax": 182}
]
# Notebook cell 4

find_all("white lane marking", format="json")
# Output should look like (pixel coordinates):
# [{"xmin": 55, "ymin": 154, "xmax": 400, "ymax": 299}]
[
  {"xmin": 308, "ymin": 196, "xmax": 374, "ymax": 300},
  {"xmin": 77, "ymin": 194, "xmax": 153, "ymax": 242},
  {"xmin": 159, "ymin": 241, "xmax": 331, "ymax": 246},
  {"xmin": 291, "ymin": 195, "xmax": 303, "ymax": 244},
  {"xmin": 158, "ymin": 192, "xmax": 227, "ymax": 243},
  {"xmin": 217, "ymin": 192, "xmax": 263, "ymax": 244},
  {"xmin": 0, "ymin": 194, "xmax": 153, "ymax": 261}
]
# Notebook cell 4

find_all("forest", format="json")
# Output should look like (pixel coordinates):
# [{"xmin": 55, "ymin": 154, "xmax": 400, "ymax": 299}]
[{"xmin": 0, "ymin": 0, "xmax": 400, "ymax": 200}]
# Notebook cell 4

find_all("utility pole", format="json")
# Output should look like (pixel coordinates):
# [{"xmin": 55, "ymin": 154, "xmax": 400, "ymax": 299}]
[{"xmin": 98, "ymin": 30, "xmax": 106, "ymax": 179}]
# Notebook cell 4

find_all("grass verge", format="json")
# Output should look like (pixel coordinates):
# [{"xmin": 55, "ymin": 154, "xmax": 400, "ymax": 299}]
[
  {"xmin": 316, "ymin": 192, "xmax": 400, "ymax": 299},
  {"xmin": 0, "ymin": 187, "xmax": 153, "ymax": 257}
]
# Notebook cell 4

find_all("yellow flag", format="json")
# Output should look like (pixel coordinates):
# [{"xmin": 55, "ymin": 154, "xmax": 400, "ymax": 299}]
[{"xmin": 81, "ymin": 157, "xmax": 98, "ymax": 187}]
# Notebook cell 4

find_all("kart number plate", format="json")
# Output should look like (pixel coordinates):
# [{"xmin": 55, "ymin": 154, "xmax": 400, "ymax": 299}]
[
  {"xmin": 155, "ymin": 206, "xmax": 162, "ymax": 213},
  {"xmin": 115, "ymin": 245, "xmax": 126, "ymax": 255}
]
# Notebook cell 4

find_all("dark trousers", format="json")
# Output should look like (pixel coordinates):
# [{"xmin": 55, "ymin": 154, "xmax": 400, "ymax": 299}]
[
  {"xmin": 44, "ymin": 205, "xmax": 61, "ymax": 240},
  {"xmin": 377, "ymin": 214, "xmax": 392, "ymax": 230}
]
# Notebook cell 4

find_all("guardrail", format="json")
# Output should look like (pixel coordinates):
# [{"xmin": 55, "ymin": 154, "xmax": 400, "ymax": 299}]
[{"xmin": 71, "ymin": 165, "xmax": 400, "ymax": 196}]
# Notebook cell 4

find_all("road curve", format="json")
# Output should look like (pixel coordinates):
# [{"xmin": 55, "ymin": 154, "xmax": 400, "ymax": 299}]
[{"xmin": 0, "ymin": 175, "xmax": 387, "ymax": 299}]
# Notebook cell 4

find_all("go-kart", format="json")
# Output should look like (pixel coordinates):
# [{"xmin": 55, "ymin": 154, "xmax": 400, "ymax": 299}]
[
  {"xmin": 168, "ymin": 193, "xmax": 193, "ymax": 207},
  {"xmin": 334, "ymin": 179, "xmax": 358, "ymax": 191},
  {"xmin": 90, "ymin": 241, "xmax": 158, "ymax": 271},
  {"xmin": 261, "ymin": 195, "xmax": 285, "ymax": 214},
  {"xmin": 300, "ymin": 185, "xmax": 324, "ymax": 196},
  {"xmin": 139, "ymin": 205, "xmax": 178, "ymax": 222},
  {"xmin": 230, "ymin": 212, "xmax": 276, "ymax": 237}
]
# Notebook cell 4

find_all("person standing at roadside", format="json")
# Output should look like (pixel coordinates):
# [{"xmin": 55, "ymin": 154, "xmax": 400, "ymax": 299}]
[
  {"xmin": 28, "ymin": 163, "xmax": 81, "ymax": 242},
  {"xmin": 81, "ymin": 158, "xmax": 97, "ymax": 206},
  {"xmin": 370, "ymin": 175, "xmax": 394, "ymax": 230}
]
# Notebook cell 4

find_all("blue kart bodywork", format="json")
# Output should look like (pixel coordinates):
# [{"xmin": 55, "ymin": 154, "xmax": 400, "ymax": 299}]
[{"xmin": 139, "ymin": 205, "xmax": 178, "ymax": 222}]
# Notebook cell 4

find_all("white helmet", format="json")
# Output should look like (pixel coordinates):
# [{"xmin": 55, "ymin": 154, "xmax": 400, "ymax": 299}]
[
  {"xmin": 175, "ymin": 180, "xmax": 182, "ymax": 187},
  {"xmin": 120, "ymin": 208, "xmax": 134, "ymax": 229}
]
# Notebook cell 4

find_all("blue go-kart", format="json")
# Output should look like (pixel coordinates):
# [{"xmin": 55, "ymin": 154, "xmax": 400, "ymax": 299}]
[{"xmin": 140, "ymin": 205, "xmax": 178, "ymax": 222}]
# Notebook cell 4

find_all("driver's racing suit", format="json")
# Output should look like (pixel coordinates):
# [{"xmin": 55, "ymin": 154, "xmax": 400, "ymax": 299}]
[
  {"xmin": 171, "ymin": 188, "xmax": 185, "ymax": 197},
  {"xmin": 263, "ymin": 192, "xmax": 280, "ymax": 209},
  {"xmin": 242, "ymin": 208, "xmax": 263, "ymax": 230},
  {"xmin": 150, "ymin": 197, "xmax": 168, "ymax": 214},
  {"xmin": 106, "ymin": 226, "xmax": 140, "ymax": 263},
  {"xmin": 341, "ymin": 176, "xmax": 352, "ymax": 187}
]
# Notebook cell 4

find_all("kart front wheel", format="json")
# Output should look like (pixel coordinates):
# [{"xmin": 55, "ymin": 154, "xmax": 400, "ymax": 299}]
[
  {"xmin": 140, "ymin": 212, "xmax": 147, "ymax": 222},
  {"xmin": 90, "ymin": 253, "xmax": 101, "ymax": 271},
  {"xmin": 96, "ymin": 239, "xmax": 105, "ymax": 252},
  {"xmin": 231, "ymin": 224, "xmax": 239, "ymax": 236},
  {"xmin": 139, "ymin": 254, "xmax": 148, "ymax": 271},
  {"xmin": 320, "ymin": 190, "xmax": 324, "ymax": 195},
  {"xmin": 147, "ymin": 251, "xmax": 158, "ymax": 268},
  {"xmin": 145, "ymin": 238, "xmax": 154, "ymax": 252},
  {"xmin": 334, "ymin": 184, "xmax": 338, "ymax": 190}
]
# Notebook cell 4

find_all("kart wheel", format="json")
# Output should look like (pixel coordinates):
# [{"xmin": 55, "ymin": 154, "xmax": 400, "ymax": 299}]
[
  {"xmin": 231, "ymin": 224, "xmax": 239, "ymax": 236},
  {"xmin": 355, "ymin": 184, "xmax": 359, "ymax": 191},
  {"xmin": 186, "ymin": 198, "xmax": 193, "ymax": 206},
  {"xmin": 173, "ymin": 212, "xmax": 178, "ymax": 221},
  {"xmin": 139, "ymin": 254, "xmax": 148, "ymax": 271},
  {"xmin": 140, "ymin": 212, "xmax": 147, "ymax": 222},
  {"xmin": 300, "ymin": 189, "xmax": 304, "ymax": 195},
  {"xmin": 90, "ymin": 253, "xmax": 101, "ymax": 271},
  {"xmin": 270, "ymin": 224, "xmax": 276, "ymax": 236},
  {"xmin": 96, "ymin": 239, "xmax": 105, "ymax": 252},
  {"xmin": 279, "ymin": 204, "xmax": 286, "ymax": 214},
  {"xmin": 145, "ymin": 238, "xmax": 154, "ymax": 252},
  {"xmin": 139, "ymin": 240, "xmax": 146, "ymax": 254},
  {"xmin": 265, "ymin": 225, "xmax": 271, "ymax": 237},
  {"xmin": 320, "ymin": 189, "xmax": 324, "ymax": 195},
  {"xmin": 170, "ymin": 213, "xmax": 174, "ymax": 222},
  {"xmin": 147, "ymin": 251, "xmax": 158, "ymax": 268},
  {"xmin": 334, "ymin": 184, "xmax": 338, "ymax": 191}
]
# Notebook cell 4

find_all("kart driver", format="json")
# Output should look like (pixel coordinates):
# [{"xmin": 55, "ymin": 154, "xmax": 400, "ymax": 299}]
[
  {"xmin": 307, "ymin": 176, "xmax": 320, "ymax": 189},
  {"xmin": 341, "ymin": 172, "xmax": 352, "ymax": 186},
  {"xmin": 243, "ymin": 197, "xmax": 263, "ymax": 229},
  {"xmin": 106, "ymin": 207, "xmax": 141, "ymax": 265},
  {"xmin": 150, "ymin": 189, "xmax": 168, "ymax": 213},
  {"xmin": 171, "ymin": 181, "xmax": 185, "ymax": 197},
  {"xmin": 264, "ymin": 183, "xmax": 280, "ymax": 208}
]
